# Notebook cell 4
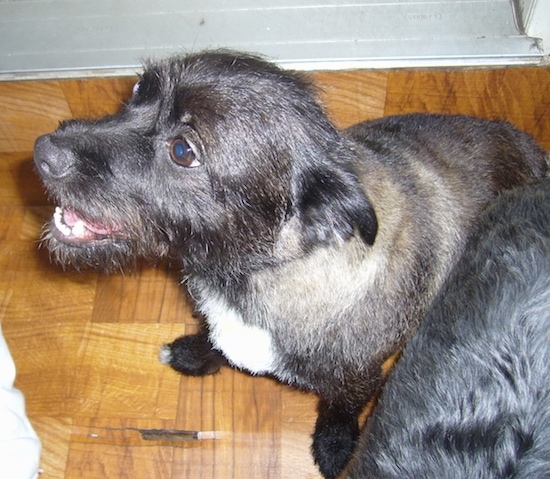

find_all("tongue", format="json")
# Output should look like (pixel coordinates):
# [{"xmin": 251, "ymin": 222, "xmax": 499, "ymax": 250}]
[{"xmin": 63, "ymin": 208, "xmax": 113, "ymax": 235}]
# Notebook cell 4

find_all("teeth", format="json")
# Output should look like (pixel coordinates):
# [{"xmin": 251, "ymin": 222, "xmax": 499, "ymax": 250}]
[
  {"xmin": 53, "ymin": 207, "xmax": 72, "ymax": 237},
  {"xmin": 72, "ymin": 220, "xmax": 86, "ymax": 237},
  {"xmin": 53, "ymin": 207, "xmax": 88, "ymax": 238}
]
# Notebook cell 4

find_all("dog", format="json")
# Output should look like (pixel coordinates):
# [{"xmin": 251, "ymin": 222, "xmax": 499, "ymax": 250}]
[
  {"xmin": 342, "ymin": 179, "xmax": 550, "ymax": 479},
  {"xmin": 33, "ymin": 51, "xmax": 549, "ymax": 478}
]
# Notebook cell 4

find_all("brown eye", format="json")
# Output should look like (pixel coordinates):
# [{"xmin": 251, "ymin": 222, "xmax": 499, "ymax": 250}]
[{"xmin": 169, "ymin": 138, "xmax": 200, "ymax": 167}]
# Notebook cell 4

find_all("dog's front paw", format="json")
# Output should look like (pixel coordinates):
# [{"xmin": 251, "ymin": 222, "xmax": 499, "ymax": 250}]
[
  {"xmin": 160, "ymin": 333, "xmax": 227, "ymax": 376},
  {"xmin": 312, "ymin": 402, "xmax": 361, "ymax": 479}
]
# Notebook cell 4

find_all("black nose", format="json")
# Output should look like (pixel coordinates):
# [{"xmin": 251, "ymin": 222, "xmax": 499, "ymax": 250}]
[{"xmin": 34, "ymin": 134, "xmax": 75, "ymax": 179}]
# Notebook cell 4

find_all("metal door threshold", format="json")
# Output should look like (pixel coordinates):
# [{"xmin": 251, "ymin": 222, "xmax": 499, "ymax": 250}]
[{"xmin": 0, "ymin": 0, "xmax": 545, "ymax": 80}]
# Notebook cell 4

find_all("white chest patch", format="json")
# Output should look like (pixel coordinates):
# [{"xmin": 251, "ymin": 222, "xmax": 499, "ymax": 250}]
[{"xmin": 199, "ymin": 293, "xmax": 275, "ymax": 375}]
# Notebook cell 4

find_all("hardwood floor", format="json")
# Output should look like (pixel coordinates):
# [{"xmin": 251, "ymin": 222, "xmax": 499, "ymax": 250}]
[{"xmin": 1, "ymin": 65, "xmax": 549, "ymax": 479}]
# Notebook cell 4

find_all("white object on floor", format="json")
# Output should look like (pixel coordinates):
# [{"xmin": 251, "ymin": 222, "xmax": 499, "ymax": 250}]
[{"xmin": 0, "ymin": 324, "xmax": 41, "ymax": 479}]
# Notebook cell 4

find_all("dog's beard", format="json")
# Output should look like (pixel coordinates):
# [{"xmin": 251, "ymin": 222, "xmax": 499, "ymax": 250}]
[
  {"xmin": 41, "ymin": 225, "xmax": 136, "ymax": 273},
  {"xmin": 41, "ymin": 204, "xmax": 170, "ymax": 273}
]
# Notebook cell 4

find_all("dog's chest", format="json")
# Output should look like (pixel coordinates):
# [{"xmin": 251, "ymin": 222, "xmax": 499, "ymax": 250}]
[
  {"xmin": 198, "ymin": 292, "xmax": 276, "ymax": 375},
  {"xmin": 191, "ymin": 237, "xmax": 380, "ymax": 377}
]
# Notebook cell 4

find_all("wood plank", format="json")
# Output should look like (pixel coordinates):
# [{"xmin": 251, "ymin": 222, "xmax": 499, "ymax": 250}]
[
  {"xmin": 312, "ymin": 71, "xmax": 388, "ymax": 127},
  {"xmin": 0, "ymin": 240, "xmax": 97, "ymax": 325},
  {"xmin": 91, "ymin": 264, "xmax": 195, "ymax": 324},
  {"xmin": 0, "ymin": 81, "xmax": 72, "ymax": 153},
  {"xmin": 60, "ymin": 78, "xmax": 135, "ymax": 119},
  {"xmin": 32, "ymin": 417, "xmax": 72, "ymax": 479},
  {"xmin": 385, "ymin": 68, "xmax": 550, "ymax": 149},
  {"xmin": 65, "ymin": 322, "xmax": 182, "ymax": 418},
  {"xmin": 0, "ymin": 153, "xmax": 48, "ymax": 207}
]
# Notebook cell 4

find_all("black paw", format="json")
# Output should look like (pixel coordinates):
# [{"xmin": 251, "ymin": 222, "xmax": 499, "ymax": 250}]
[
  {"xmin": 159, "ymin": 332, "xmax": 227, "ymax": 376},
  {"xmin": 312, "ymin": 403, "xmax": 360, "ymax": 479}
]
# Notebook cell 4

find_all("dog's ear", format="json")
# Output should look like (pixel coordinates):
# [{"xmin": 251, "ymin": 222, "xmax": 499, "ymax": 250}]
[{"xmin": 296, "ymin": 167, "xmax": 378, "ymax": 247}]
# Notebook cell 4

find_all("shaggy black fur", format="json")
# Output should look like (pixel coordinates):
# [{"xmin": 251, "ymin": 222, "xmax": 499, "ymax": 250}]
[
  {"xmin": 33, "ymin": 51, "xmax": 549, "ymax": 478},
  {"xmin": 344, "ymin": 179, "xmax": 550, "ymax": 478}
]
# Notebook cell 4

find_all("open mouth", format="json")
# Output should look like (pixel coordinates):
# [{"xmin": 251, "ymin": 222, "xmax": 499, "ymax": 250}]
[{"xmin": 51, "ymin": 206, "xmax": 123, "ymax": 243}]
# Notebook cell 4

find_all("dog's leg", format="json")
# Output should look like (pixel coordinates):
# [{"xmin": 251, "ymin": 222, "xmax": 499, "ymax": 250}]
[
  {"xmin": 159, "ymin": 331, "xmax": 227, "ymax": 376},
  {"xmin": 312, "ymin": 396, "xmax": 365, "ymax": 479},
  {"xmin": 312, "ymin": 366, "xmax": 383, "ymax": 479}
]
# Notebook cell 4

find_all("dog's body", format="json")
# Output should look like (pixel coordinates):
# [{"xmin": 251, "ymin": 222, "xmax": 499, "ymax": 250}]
[
  {"xmin": 33, "ymin": 51, "xmax": 549, "ymax": 478},
  {"xmin": 343, "ymin": 179, "xmax": 550, "ymax": 478}
]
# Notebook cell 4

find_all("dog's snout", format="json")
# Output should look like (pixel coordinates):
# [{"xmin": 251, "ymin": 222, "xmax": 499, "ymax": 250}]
[{"xmin": 34, "ymin": 134, "xmax": 75, "ymax": 179}]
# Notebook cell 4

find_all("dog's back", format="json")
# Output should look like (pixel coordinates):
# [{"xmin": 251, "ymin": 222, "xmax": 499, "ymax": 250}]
[{"xmin": 344, "ymin": 179, "xmax": 550, "ymax": 478}]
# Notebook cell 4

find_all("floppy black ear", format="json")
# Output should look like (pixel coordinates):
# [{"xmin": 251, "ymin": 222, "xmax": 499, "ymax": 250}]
[{"xmin": 297, "ymin": 167, "xmax": 378, "ymax": 248}]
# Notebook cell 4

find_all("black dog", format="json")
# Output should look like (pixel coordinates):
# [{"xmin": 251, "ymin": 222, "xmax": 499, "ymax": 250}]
[
  {"xmin": 33, "ymin": 51, "xmax": 549, "ymax": 478},
  {"xmin": 343, "ymin": 179, "xmax": 550, "ymax": 478}
]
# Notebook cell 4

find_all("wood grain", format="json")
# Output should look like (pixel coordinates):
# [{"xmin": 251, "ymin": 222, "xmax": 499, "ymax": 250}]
[
  {"xmin": 385, "ymin": 68, "xmax": 550, "ymax": 149},
  {"xmin": 0, "ymin": 65, "xmax": 548, "ymax": 478}
]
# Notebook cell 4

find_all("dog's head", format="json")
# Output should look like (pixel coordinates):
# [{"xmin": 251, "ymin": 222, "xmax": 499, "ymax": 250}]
[{"xmin": 34, "ymin": 51, "xmax": 377, "ymax": 276}]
